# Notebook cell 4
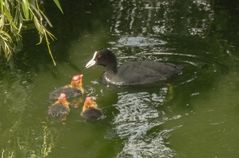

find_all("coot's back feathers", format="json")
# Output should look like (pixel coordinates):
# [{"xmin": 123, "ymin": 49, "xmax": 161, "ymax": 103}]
[{"xmin": 114, "ymin": 61, "xmax": 182, "ymax": 85}]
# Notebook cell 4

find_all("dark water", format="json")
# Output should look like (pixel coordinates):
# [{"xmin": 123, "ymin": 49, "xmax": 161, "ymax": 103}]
[{"xmin": 1, "ymin": 0, "xmax": 239, "ymax": 157}]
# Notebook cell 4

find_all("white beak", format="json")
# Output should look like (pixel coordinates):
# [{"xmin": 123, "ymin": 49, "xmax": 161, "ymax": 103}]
[
  {"xmin": 85, "ymin": 51, "xmax": 98, "ymax": 68},
  {"xmin": 85, "ymin": 59, "xmax": 96, "ymax": 68}
]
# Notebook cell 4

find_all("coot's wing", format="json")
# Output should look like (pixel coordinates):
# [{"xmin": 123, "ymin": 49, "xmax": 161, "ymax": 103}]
[{"xmin": 117, "ymin": 61, "xmax": 182, "ymax": 85}]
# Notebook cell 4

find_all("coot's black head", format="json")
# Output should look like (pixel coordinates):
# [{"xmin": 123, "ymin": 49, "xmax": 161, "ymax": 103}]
[{"xmin": 85, "ymin": 49, "xmax": 118, "ymax": 73}]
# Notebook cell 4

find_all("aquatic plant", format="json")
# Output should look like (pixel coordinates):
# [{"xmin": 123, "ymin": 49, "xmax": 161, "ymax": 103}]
[{"xmin": 0, "ymin": 0, "xmax": 63, "ymax": 65}]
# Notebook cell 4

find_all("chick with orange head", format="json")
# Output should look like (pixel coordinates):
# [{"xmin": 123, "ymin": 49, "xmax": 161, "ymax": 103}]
[
  {"xmin": 70, "ymin": 74, "xmax": 84, "ymax": 93},
  {"xmin": 81, "ymin": 96, "xmax": 103, "ymax": 121},
  {"xmin": 49, "ymin": 74, "xmax": 84, "ymax": 107},
  {"xmin": 48, "ymin": 93, "xmax": 70, "ymax": 121}
]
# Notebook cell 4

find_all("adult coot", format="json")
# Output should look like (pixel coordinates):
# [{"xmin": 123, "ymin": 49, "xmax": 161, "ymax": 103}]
[
  {"xmin": 81, "ymin": 96, "xmax": 103, "ymax": 121},
  {"xmin": 85, "ymin": 49, "xmax": 182, "ymax": 85},
  {"xmin": 48, "ymin": 93, "xmax": 70, "ymax": 121},
  {"xmin": 49, "ymin": 74, "xmax": 84, "ymax": 101}
]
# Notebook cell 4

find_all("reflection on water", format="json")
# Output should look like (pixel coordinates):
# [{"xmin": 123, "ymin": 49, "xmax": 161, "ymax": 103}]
[
  {"xmin": 116, "ymin": 36, "xmax": 166, "ymax": 47},
  {"xmin": 14, "ymin": 123, "xmax": 55, "ymax": 157},
  {"xmin": 0, "ymin": 70, "xmax": 57, "ymax": 157},
  {"xmin": 118, "ymin": 133, "xmax": 174, "ymax": 158},
  {"xmin": 113, "ymin": 89, "xmax": 175, "ymax": 158},
  {"xmin": 114, "ymin": 92, "xmax": 163, "ymax": 138},
  {"xmin": 41, "ymin": 124, "xmax": 55, "ymax": 157},
  {"xmin": 0, "ymin": 121, "xmax": 56, "ymax": 157},
  {"xmin": 110, "ymin": 0, "xmax": 213, "ymax": 37}
]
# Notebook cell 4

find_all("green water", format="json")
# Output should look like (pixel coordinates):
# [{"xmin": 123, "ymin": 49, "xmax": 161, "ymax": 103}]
[{"xmin": 1, "ymin": 0, "xmax": 239, "ymax": 157}]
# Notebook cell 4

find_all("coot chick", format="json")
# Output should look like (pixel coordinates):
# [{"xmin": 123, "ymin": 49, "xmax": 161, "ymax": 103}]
[
  {"xmin": 81, "ymin": 96, "xmax": 103, "ymax": 121},
  {"xmin": 48, "ymin": 93, "xmax": 70, "ymax": 121},
  {"xmin": 49, "ymin": 74, "xmax": 84, "ymax": 101},
  {"xmin": 85, "ymin": 49, "xmax": 182, "ymax": 86}
]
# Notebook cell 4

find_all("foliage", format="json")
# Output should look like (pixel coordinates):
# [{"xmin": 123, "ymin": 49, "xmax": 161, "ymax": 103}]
[{"xmin": 0, "ymin": 0, "xmax": 63, "ymax": 65}]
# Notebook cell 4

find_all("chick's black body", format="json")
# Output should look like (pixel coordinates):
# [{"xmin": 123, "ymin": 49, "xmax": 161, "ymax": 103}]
[
  {"xmin": 49, "ymin": 87, "xmax": 82, "ymax": 101},
  {"xmin": 81, "ymin": 108, "xmax": 103, "ymax": 121},
  {"xmin": 48, "ymin": 103, "xmax": 70, "ymax": 120}
]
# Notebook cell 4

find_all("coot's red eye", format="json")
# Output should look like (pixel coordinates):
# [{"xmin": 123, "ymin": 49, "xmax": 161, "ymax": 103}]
[{"xmin": 97, "ymin": 54, "xmax": 102, "ymax": 58}]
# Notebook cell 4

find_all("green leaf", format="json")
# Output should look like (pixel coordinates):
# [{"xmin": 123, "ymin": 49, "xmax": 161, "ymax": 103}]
[
  {"xmin": 33, "ymin": 16, "xmax": 43, "ymax": 34},
  {"xmin": 3, "ymin": 8, "xmax": 13, "ymax": 23},
  {"xmin": 22, "ymin": 0, "xmax": 30, "ymax": 19},
  {"xmin": 52, "ymin": 0, "xmax": 63, "ymax": 13},
  {"xmin": 0, "ymin": 1, "xmax": 3, "ymax": 13},
  {"xmin": 0, "ymin": 0, "xmax": 61, "ymax": 65},
  {"xmin": 0, "ymin": 16, "xmax": 4, "ymax": 29},
  {"xmin": 39, "ymin": 9, "xmax": 53, "ymax": 27}
]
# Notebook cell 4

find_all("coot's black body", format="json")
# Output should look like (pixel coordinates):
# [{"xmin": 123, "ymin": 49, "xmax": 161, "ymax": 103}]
[
  {"xmin": 85, "ymin": 49, "xmax": 182, "ymax": 86},
  {"xmin": 48, "ymin": 103, "xmax": 70, "ymax": 119},
  {"xmin": 81, "ymin": 107, "xmax": 103, "ymax": 121},
  {"xmin": 102, "ymin": 61, "xmax": 181, "ymax": 85}
]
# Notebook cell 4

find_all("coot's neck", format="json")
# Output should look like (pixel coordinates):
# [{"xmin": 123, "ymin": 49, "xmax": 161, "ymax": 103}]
[
  {"xmin": 105, "ymin": 60, "xmax": 117, "ymax": 74},
  {"xmin": 103, "ymin": 52, "xmax": 118, "ymax": 74}
]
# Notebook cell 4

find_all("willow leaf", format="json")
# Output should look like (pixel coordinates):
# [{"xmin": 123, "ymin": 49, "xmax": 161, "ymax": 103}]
[
  {"xmin": 0, "ymin": 1, "xmax": 3, "ymax": 13},
  {"xmin": 0, "ymin": 30, "xmax": 12, "ymax": 41},
  {"xmin": 53, "ymin": 0, "xmax": 63, "ymax": 13},
  {"xmin": 44, "ymin": 31, "xmax": 56, "ymax": 66},
  {"xmin": 3, "ymin": 8, "xmax": 13, "ymax": 24},
  {"xmin": 44, "ymin": 29, "xmax": 56, "ymax": 40},
  {"xmin": 22, "ymin": 0, "xmax": 30, "ymax": 19},
  {"xmin": 0, "ymin": 16, "xmax": 4, "ymax": 29},
  {"xmin": 33, "ymin": 16, "xmax": 44, "ymax": 34},
  {"xmin": 39, "ymin": 9, "xmax": 53, "ymax": 27}
]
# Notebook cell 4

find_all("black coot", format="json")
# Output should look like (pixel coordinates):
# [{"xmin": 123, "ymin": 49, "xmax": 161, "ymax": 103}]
[
  {"xmin": 85, "ymin": 49, "xmax": 182, "ymax": 85},
  {"xmin": 48, "ymin": 93, "xmax": 70, "ymax": 121},
  {"xmin": 81, "ymin": 97, "xmax": 103, "ymax": 121}
]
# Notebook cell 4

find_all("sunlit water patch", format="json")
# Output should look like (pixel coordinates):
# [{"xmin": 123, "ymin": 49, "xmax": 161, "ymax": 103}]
[
  {"xmin": 115, "ymin": 36, "xmax": 166, "ymax": 47},
  {"xmin": 113, "ymin": 89, "xmax": 175, "ymax": 158},
  {"xmin": 117, "ymin": 133, "xmax": 175, "ymax": 158},
  {"xmin": 110, "ymin": 0, "xmax": 213, "ymax": 37}
]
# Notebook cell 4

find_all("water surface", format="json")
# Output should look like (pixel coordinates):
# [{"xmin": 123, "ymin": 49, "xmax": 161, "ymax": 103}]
[{"xmin": 1, "ymin": 0, "xmax": 239, "ymax": 158}]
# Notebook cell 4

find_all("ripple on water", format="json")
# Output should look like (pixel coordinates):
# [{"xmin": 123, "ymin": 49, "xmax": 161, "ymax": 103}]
[
  {"xmin": 116, "ymin": 36, "xmax": 167, "ymax": 47},
  {"xmin": 113, "ymin": 90, "xmax": 175, "ymax": 158},
  {"xmin": 117, "ymin": 133, "xmax": 175, "ymax": 158}
]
